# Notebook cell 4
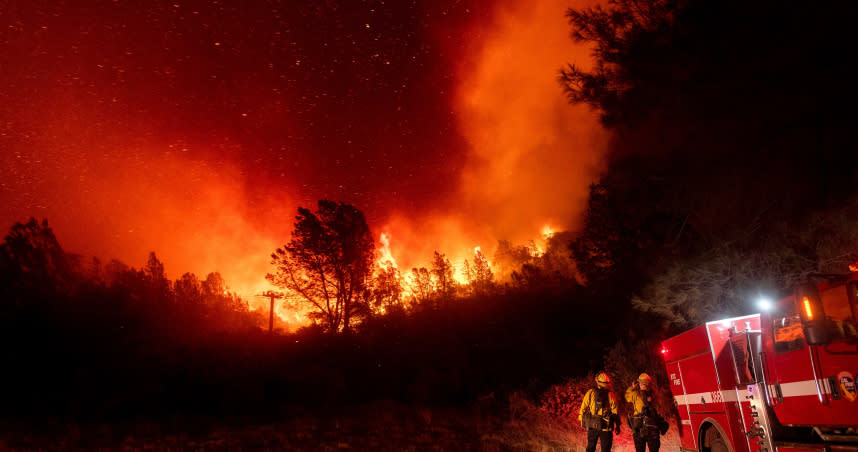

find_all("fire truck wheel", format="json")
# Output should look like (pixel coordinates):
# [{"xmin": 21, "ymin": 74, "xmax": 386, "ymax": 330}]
[{"xmin": 703, "ymin": 425, "xmax": 729, "ymax": 452}]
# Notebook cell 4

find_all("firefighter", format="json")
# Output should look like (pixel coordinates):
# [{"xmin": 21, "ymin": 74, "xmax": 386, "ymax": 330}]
[
  {"xmin": 579, "ymin": 371, "xmax": 620, "ymax": 452},
  {"xmin": 626, "ymin": 373, "xmax": 666, "ymax": 452}
]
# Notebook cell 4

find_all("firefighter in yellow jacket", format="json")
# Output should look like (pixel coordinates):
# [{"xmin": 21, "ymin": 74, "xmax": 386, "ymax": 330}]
[
  {"xmin": 579, "ymin": 372, "xmax": 620, "ymax": 452},
  {"xmin": 625, "ymin": 373, "xmax": 666, "ymax": 452}
]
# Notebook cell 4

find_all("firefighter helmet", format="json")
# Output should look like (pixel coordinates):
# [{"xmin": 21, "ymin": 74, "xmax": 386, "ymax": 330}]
[
  {"xmin": 595, "ymin": 371, "xmax": 611, "ymax": 387},
  {"xmin": 638, "ymin": 373, "xmax": 652, "ymax": 388}
]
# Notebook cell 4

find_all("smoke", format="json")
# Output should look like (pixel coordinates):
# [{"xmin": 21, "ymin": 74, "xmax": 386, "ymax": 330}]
[
  {"xmin": 455, "ymin": 0, "xmax": 605, "ymax": 241},
  {"xmin": 42, "ymin": 149, "xmax": 296, "ymax": 312},
  {"xmin": 0, "ymin": 0, "xmax": 607, "ymax": 328},
  {"xmin": 379, "ymin": 0, "xmax": 606, "ymax": 271}
]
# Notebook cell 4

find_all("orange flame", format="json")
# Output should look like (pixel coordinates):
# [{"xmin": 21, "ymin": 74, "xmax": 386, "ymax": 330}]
[
  {"xmin": 3, "ymin": 0, "xmax": 605, "ymax": 332},
  {"xmin": 377, "ymin": 232, "xmax": 399, "ymax": 269}
]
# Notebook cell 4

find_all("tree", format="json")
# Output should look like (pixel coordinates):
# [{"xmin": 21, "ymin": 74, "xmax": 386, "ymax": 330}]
[
  {"xmin": 559, "ymin": 0, "xmax": 679, "ymax": 127},
  {"xmin": 267, "ymin": 200, "xmax": 375, "ymax": 333},
  {"xmin": 540, "ymin": 231, "xmax": 579, "ymax": 283},
  {"xmin": 430, "ymin": 251, "xmax": 456, "ymax": 305},
  {"xmin": 408, "ymin": 267, "xmax": 433, "ymax": 307},
  {"xmin": 144, "ymin": 252, "xmax": 172, "ymax": 305},
  {"xmin": 372, "ymin": 262, "xmax": 403, "ymax": 314},
  {"xmin": 570, "ymin": 181, "xmax": 686, "ymax": 290},
  {"xmin": 562, "ymin": 0, "xmax": 858, "ymax": 306},
  {"xmin": 633, "ymin": 198, "xmax": 858, "ymax": 330},
  {"xmin": 174, "ymin": 272, "xmax": 203, "ymax": 310},
  {"xmin": 493, "ymin": 240, "xmax": 535, "ymax": 282},
  {"xmin": 464, "ymin": 249, "xmax": 494, "ymax": 296},
  {"xmin": 202, "ymin": 272, "xmax": 226, "ymax": 297},
  {"xmin": 0, "ymin": 218, "xmax": 73, "ymax": 294}
]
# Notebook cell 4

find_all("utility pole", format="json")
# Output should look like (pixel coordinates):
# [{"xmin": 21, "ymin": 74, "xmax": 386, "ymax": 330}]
[{"xmin": 256, "ymin": 291, "xmax": 283, "ymax": 334}]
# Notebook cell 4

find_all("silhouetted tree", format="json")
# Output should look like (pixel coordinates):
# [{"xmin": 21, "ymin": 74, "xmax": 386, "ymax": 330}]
[
  {"xmin": 103, "ymin": 258, "xmax": 130, "ymax": 286},
  {"xmin": 633, "ymin": 198, "xmax": 858, "ymax": 330},
  {"xmin": 267, "ymin": 200, "xmax": 375, "ymax": 333},
  {"xmin": 202, "ymin": 272, "xmax": 226, "ymax": 297},
  {"xmin": 0, "ymin": 218, "xmax": 73, "ymax": 296},
  {"xmin": 510, "ymin": 263, "xmax": 547, "ymax": 291},
  {"xmin": 431, "ymin": 251, "xmax": 456, "ymax": 306},
  {"xmin": 372, "ymin": 262, "xmax": 403, "ymax": 314},
  {"xmin": 409, "ymin": 267, "xmax": 433, "ymax": 307},
  {"xmin": 561, "ymin": 3, "xmax": 858, "ymax": 395},
  {"xmin": 464, "ymin": 249, "xmax": 494, "ymax": 296},
  {"xmin": 570, "ymin": 182, "xmax": 660, "ymax": 288},
  {"xmin": 144, "ymin": 252, "xmax": 172, "ymax": 305},
  {"xmin": 559, "ymin": 0, "xmax": 678, "ymax": 127},
  {"xmin": 175, "ymin": 272, "xmax": 204, "ymax": 312}
]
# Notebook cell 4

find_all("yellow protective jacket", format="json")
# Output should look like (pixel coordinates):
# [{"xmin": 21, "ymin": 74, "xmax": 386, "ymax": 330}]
[
  {"xmin": 625, "ymin": 385, "xmax": 653, "ymax": 415},
  {"xmin": 578, "ymin": 388, "xmax": 618, "ymax": 431}
]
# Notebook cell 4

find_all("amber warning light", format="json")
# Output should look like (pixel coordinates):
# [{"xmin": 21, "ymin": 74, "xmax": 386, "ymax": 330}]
[{"xmin": 802, "ymin": 296, "xmax": 814, "ymax": 320}]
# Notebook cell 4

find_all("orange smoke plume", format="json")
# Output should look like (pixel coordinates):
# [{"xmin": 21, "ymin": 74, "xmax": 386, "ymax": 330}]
[
  {"xmin": 377, "ymin": 0, "xmax": 606, "ymax": 276},
  {"xmin": 454, "ymin": 0, "xmax": 605, "ymax": 243}
]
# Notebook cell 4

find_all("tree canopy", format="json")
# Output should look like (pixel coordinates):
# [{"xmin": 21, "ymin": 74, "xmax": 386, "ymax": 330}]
[{"xmin": 267, "ymin": 200, "xmax": 375, "ymax": 333}]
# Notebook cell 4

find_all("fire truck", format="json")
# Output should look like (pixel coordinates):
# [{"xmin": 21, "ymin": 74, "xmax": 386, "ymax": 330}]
[{"xmin": 660, "ymin": 273, "xmax": 858, "ymax": 452}]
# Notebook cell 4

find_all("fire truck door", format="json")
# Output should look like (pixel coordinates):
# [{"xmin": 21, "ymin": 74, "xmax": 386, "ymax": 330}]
[
  {"xmin": 730, "ymin": 333, "xmax": 774, "ymax": 452},
  {"xmin": 769, "ymin": 282, "xmax": 858, "ymax": 428},
  {"xmin": 667, "ymin": 360, "xmax": 697, "ymax": 451}
]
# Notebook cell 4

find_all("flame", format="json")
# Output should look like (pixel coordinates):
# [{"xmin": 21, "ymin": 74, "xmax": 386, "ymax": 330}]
[
  {"xmin": 542, "ymin": 225, "xmax": 555, "ymax": 239},
  {"xmin": 378, "ymin": 232, "xmax": 399, "ymax": 269},
  {"xmin": 1, "ymin": 0, "xmax": 605, "ymax": 332}
]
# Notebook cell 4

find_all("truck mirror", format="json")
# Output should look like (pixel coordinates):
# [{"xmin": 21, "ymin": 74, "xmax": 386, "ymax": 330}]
[
  {"xmin": 795, "ymin": 284, "xmax": 831, "ymax": 345},
  {"xmin": 803, "ymin": 320, "xmax": 831, "ymax": 345}
]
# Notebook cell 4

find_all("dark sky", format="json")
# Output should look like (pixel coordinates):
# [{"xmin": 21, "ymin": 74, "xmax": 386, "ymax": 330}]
[{"xmin": 0, "ymin": 0, "xmax": 604, "ymax": 311}]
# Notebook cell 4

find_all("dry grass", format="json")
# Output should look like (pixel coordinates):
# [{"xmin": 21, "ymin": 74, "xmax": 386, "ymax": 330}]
[{"xmin": 482, "ymin": 377, "xmax": 682, "ymax": 452}]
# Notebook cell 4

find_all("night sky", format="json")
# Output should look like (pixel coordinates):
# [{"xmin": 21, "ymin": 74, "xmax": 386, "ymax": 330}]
[{"xmin": 0, "ymin": 0, "xmax": 604, "ymax": 308}]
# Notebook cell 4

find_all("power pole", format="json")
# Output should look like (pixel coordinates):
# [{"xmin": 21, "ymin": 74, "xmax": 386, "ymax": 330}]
[{"xmin": 256, "ymin": 291, "xmax": 284, "ymax": 334}]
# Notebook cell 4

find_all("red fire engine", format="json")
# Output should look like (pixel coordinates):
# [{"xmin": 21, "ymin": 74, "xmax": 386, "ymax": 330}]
[{"xmin": 661, "ymin": 273, "xmax": 858, "ymax": 452}]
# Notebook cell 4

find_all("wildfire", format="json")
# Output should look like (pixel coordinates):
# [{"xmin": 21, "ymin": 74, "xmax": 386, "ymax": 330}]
[
  {"xmin": 21, "ymin": 0, "xmax": 599, "ymax": 334},
  {"xmin": 542, "ymin": 225, "xmax": 555, "ymax": 239},
  {"xmin": 377, "ymin": 232, "xmax": 399, "ymax": 269}
]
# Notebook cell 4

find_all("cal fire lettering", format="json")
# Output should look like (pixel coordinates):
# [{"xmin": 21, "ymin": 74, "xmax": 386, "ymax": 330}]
[{"xmin": 839, "ymin": 371, "xmax": 856, "ymax": 402}]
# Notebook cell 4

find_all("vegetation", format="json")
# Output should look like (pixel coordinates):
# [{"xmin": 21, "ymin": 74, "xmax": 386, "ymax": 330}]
[
  {"xmin": 562, "ymin": 0, "xmax": 858, "ymax": 405},
  {"xmin": 0, "ymin": 216, "xmax": 608, "ymax": 429},
  {"xmin": 267, "ymin": 200, "xmax": 376, "ymax": 333},
  {"xmin": 3, "ymin": 0, "xmax": 858, "ymax": 448}
]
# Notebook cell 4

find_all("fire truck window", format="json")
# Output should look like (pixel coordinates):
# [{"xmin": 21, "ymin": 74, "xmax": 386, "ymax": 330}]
[
  {"xmin": 773, "ymin": 314, "xmax": 805, "ymax": 354},
  {"xmin": 821, "ymin": 286, "xmax": 857, "ymax": 341}
]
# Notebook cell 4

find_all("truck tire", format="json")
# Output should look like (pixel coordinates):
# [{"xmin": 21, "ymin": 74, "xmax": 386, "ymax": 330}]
[
  {"xmin": 703, "ymin": 424, "xmax": 729, "ymax": 452},
  {"xmin": 709, "ymin": 431, "xmax": 728, "ymax": 452}
]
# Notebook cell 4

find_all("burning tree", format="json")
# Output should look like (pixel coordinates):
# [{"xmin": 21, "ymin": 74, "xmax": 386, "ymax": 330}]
[
  {"xmin": 267, "ymin": 200, "xmax": 375, "ymax": 333},
  {"xmin": 408, "ymin": 267, "xmax": 433, "ymax": 306},
  {"xmin": 463, "ymin": 248, "xmax": 495, "ymax": 296}
]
